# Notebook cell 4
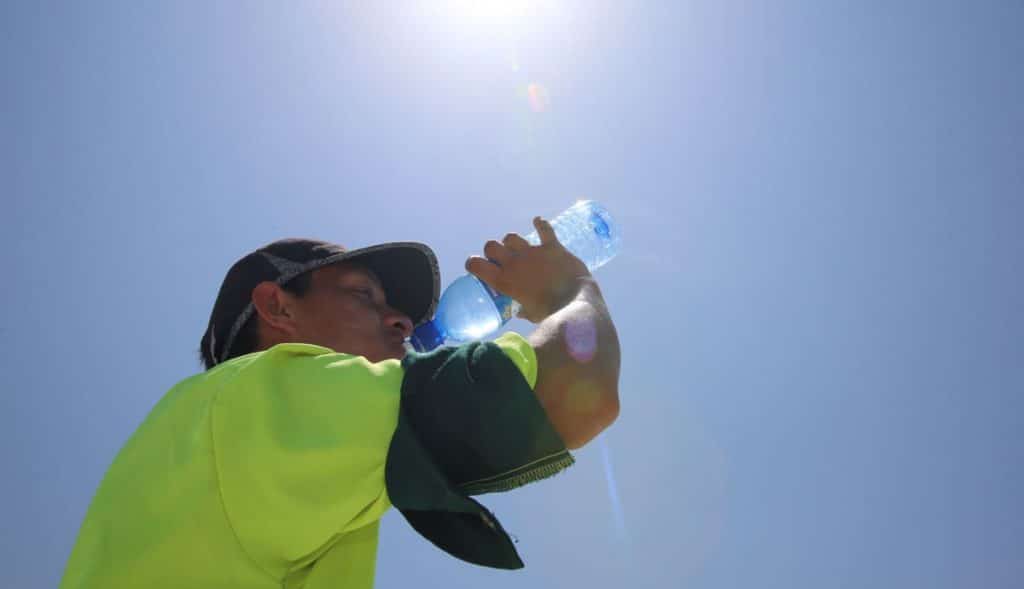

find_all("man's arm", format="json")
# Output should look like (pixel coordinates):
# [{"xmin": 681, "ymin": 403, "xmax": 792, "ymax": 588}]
[
  {"xmin": 528, "ymin": 277, "xmax": 620, "ymax": 449},
  {"xmin": 466, "ymin": 216, "xmax": 622, "ymax": 450}
]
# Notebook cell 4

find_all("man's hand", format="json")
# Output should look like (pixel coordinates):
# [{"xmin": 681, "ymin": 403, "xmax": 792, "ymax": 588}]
[
  {"xmin": 465, "ymin": 216, "xmax": 592, "ymax": 323},
  {"xmin": 466, "ymin": 215, "xmax": 621, "ymax": 449}
]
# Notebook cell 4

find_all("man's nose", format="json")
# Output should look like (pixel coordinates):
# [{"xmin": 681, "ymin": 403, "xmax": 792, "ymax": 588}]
[{"xmin": 387, "ymin": 308, "xmax": 415, "ymax": 339}]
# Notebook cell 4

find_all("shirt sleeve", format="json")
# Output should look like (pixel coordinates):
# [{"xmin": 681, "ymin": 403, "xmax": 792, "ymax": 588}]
[
  {"xmin": 210, "ymin": 343, "xmax": 403, "ymax": 577},
  {"xmin": 491, "ymin": 331, "xmax": 538, "ymax": 389}
]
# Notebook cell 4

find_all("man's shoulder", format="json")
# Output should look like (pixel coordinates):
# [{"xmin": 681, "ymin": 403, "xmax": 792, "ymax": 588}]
[
  {"xmin": 204, "ymin": 343, "xmax": 400, "ymax": 374},
  {"xmin": 209, "ymin": 344, "xmax": 404, "ymax": 396}
]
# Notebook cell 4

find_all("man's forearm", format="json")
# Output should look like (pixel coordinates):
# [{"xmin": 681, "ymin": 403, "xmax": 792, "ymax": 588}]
[{"xmin": 528, "ymin": 278, "xmax": 621, "ymax": 449}]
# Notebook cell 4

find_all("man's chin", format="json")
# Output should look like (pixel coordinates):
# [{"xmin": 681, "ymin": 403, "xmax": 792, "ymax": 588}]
[
  {"xmin": 397, "ymin": 342, "xmax": 412, "ymax": 359},
  {"xmin": 385, "ymin": 341, "xmax": 409, "ymax": 361}
]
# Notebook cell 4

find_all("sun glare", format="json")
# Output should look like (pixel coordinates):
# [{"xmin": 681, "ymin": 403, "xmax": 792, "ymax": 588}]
[
  {"xmin": 441, "ymin": 0, "xmax": 542, "ymax": 32},
  {"xmin": 411, "ymin": 0, "xmax": 570, "ymax": 44}
]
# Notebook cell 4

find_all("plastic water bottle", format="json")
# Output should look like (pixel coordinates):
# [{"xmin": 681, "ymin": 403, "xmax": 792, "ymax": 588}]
[{"xmin": 409, "ymin": 200, "xmax": 621, "ymax": 352}]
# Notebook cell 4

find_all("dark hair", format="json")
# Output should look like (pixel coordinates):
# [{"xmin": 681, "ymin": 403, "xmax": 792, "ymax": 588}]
[{"xmin": 200, "ymin": 271, "xmax": 314, "ymax": 370}]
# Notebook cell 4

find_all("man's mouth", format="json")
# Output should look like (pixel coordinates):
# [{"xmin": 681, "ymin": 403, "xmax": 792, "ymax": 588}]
[{"xmin": 390, "ymin": 334, "xmax": 409, "ymax": 350}]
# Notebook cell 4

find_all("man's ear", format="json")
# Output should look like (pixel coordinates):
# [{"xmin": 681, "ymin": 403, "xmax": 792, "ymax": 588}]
[{"xmin": 251, "ymin": 281, "xmax": 299, "ymax": 335}]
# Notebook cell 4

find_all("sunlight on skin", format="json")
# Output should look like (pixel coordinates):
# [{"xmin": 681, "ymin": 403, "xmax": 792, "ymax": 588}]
[
  {"xmin": 561, "ymin": 378, "xmax": 605, "ymax": 415},
  {"xmin": 562, "ymin": 314, "xmax": 597, "ymax": 363}
]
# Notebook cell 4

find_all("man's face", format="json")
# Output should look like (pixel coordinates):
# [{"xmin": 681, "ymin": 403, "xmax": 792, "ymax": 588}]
[{"xmin": 285, "ymin": 262, "xmax": 414, "ymax": 362}]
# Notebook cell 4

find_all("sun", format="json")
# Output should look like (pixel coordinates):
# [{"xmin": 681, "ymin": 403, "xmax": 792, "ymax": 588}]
[
  {"xmin": 426, "ymin": 0, "xmax": 548, "ymax": 37},
  {"xmin": 445, "ymin": 0, "xmax": 539, "ymax": 28}
]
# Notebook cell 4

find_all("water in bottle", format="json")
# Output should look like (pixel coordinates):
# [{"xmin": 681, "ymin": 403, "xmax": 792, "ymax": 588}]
[{"xmin": 410, "ymin": 200, "xmax": 621, "ymax": 352}]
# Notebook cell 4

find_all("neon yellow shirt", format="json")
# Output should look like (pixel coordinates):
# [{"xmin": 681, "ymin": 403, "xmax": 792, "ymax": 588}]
[{"xmin": 60, "ymin": 332, "xmax": 538, "ymax": 589}]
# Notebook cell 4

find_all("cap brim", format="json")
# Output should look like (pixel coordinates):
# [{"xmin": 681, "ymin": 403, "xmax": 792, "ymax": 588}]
[
  {"xmin": 337, "ymin": 242, "xmax": 439, "ymax": 326},
  {"xmin": 386, "ymin": 408, "xmax": 524, "ymax": 570}
]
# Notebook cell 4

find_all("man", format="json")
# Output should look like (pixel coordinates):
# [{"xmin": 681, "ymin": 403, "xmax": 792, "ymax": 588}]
[{"xmin": 60, "ymin": 216, "xmax": 621, "ymax": 588}]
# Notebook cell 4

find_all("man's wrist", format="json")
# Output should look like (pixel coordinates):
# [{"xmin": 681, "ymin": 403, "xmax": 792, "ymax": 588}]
[{"xmin": 539, "ymin": 276, "xmax": 603, "ymax": 322}]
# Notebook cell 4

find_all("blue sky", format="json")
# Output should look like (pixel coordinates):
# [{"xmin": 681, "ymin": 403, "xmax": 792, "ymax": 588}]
[{"xmin": 4, "ymin": 2, "xmax": 1023, "ymax": 587}]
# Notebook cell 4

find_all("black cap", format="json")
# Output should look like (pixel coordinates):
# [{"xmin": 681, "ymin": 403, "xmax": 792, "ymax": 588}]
[
  {"xmin": 388, "ymin": 339, "xmax": 575, "ymax": 570},
  {"xmin": 200, "ymin": 238, "xmax": 439, "ymax": 368}
]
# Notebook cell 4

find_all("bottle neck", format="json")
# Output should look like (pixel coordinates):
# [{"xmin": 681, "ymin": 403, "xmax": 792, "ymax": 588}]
[{"xmin": 410, "ymin": 319, "xmax": 445, "ymax": 352}]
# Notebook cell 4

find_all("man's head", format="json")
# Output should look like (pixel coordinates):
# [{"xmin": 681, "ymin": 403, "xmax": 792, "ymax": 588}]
[
  {"xmin": 248, "ymin": 261, "xmax": 414, "ymax": 363},
  {"xmin": 200, "ymin": 239, "xmax": 439, "ymax": 370}
]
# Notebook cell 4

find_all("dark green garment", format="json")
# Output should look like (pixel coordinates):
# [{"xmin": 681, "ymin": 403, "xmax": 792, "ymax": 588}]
[{"xmin": 387, "ymin": 339, "xmax": 575, "ymax": 569}]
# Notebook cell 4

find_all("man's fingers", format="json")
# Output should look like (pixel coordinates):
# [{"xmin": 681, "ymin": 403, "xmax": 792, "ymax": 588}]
[
  {"xmin": 465, "ymin": 256, "xmax": 502, "ymax": 287},
  {"xmin": 483, "ymin": 240, "xmax": 511, "ymax": 265},
  {"xmin": 502, "ymin": 232, "xmax": 531, "ymax": 251},
  {"xmin": 533, "ymin": 216, "xmax": 559, "ymax": 245}
]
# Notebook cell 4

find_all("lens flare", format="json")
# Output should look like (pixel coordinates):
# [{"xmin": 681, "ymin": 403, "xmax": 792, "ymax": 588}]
[
  {"xmin": 527, "ymin": 82, "xmax": 550, "ymax": 112},
  {"xmin": 600, "ymin": 435, "xmax": 630, "ymax": 545},
  {"xmin": 563, "ymin": 315, "xmax": 597, "ymax": 363}
]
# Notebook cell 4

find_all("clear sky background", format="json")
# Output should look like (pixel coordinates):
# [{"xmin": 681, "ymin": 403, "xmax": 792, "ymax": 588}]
[{"xmin": 4, "ymin": 2, "xmax": 1023, "ymax": 587}]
